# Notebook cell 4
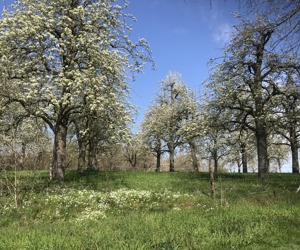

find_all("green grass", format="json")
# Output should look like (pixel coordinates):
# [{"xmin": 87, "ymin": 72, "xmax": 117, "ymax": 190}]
[{"xmin": 0, "ymin": 170, "xmax": 300, "ymax": 249}]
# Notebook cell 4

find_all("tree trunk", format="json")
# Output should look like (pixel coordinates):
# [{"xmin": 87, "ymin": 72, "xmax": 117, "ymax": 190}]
[
  {"xmin": 212, "ymin": 150, "xmax": 218, "ymax": 175},
  {"xmin": 189, "ymin": 139, "xmax": 199, "ymax": 172},
  {"xmin": 276, "ymin": 158, "xmax": 282, "ymax": 173},
  {"xmin": 237, "ymin": 160, "xmax": 241, "ymax": 173},
  {"xmin": 19, "ymin": 142, "xmax": 26, "ymax": 170},
  {"xmin": 155, "ymin": 139, "xmax": 162, "ymax": 172},
  {"xmin": 168, "ymin": 141, "xmax": 175, "ymax": 172},
  {"xmin": 290, "ymin": 126, "xmax": 299, "ymax": 174},
  {"xmin": 214, "ymin": 157, "xmax": 218, "ymax": 176},
  {"xmin": 209, "ymin": 159, "xmax": 215, "ymax": 199},
  {"xmin": 255, "ymin": 120, "xmax": 269, "ymax": 179},
  {"xmin": 286, "ymin": 71, "xmax": 299, "ymax": 174},
  {"xmin": 241, "ymin": 142, "xmax": 248, "ymax": 173},
  {"xmin": 128, "ymin": 152, "xmax": 137, "ymax": 168},
  {"xmin": 88, "ymin": 139, "xmax": 98, "ymax": 170},
  {"xmin": 75, "ymin": 122, "xmax": 86, "ymax": 174},
  {"xmin": 52, "ymin": 123, "xmax": 67, "ymax": 180},
  {"xmin": 253, "ymin": 33, "xmax": 271, "ymax": 180},
  {"xmin": 156, "ymin": 151, "xmax": 161, "ymax": 172},
  {"xmin": 77, "ymin": 136, "xmax": 86, "ymax": 174}
]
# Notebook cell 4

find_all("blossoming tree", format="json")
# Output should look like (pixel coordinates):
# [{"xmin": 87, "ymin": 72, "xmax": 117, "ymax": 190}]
[{"xmin": 0, "ymin": 0, "xmax": 152, "ymax": 179}]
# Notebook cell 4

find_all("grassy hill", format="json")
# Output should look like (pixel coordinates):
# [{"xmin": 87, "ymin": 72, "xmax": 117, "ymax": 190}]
[{"xmin": 1, "ymin": 170, "xmax": 300, "ymax": 249}]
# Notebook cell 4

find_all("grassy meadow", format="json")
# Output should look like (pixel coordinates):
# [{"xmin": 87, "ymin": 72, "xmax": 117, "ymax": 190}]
[{"xmin": 0, "ymin": 170, "xmax": 300, "ymax": 249}]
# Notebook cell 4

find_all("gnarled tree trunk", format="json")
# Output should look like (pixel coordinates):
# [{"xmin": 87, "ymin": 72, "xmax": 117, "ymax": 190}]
[
  {"xmin": 52, "ymin": 122, "xmax": 67, "ymax": 180},
  {"xmin": 252, "ymin": 32, "xmax": 271, "ymax": 180}
]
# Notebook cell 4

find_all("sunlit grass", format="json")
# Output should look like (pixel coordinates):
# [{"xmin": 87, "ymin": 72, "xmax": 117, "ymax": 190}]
[{"xmin": 0, "ymin": 170, "xmax": 300, "ymax": 249}]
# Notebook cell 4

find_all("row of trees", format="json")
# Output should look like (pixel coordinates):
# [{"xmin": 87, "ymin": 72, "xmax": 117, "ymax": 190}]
[
  {"xmin": 0, "ymin": 0, "xmax": 299, "ymax": 180},
  {"xmin": 139, "ymin": 68, "xmax": 296, "ymax": 176},
  {"xmin": 140, "ymin": 1, "xmax": 300, "ymax": 178}
]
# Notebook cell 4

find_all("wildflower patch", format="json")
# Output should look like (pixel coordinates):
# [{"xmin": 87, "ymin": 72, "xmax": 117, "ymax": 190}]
[{"xmin": 1, "ymin": 187, "xmax": 199, "ymax": 223}]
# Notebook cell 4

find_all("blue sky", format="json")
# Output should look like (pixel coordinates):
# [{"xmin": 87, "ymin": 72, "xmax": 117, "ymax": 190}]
[{"xmin": 127, "ymin": 0, "xmax": 237, "ymax": 126}]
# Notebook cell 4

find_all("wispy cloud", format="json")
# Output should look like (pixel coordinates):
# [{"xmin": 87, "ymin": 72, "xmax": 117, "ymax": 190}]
[{"xmin": 213, "ymin": 23, "xmax": 233, "ymax": 44}]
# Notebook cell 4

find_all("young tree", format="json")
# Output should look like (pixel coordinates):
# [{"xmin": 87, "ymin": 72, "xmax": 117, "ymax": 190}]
[
  {"xmin": 157, "ymin": 72, "xmax": 198, "ymax": 172},
  {"xmin": 141, "ymin": 72, "xmax": 199, "ymax": 172},
  {"xmin": 0, "ymin": 0, "xmax": 152, "ymax": 179},
  {"xmin": 202, "ymin": 111, "xmax": 230, "ymax": 174},
  {"xmin": 122, "ymin": 133, "xmax": 153, "ymax": 170},
  {"xmin": 268, "ymin": 142, "xmax": 290, "ymax": 173},
  {"xmin": 233, "ymin": 128, "xmax": 256, "ymax": 174},
  {"xmin": 159, "ymin": 73, "xmax": 185, "ymax": 172},
  {"xmin": 178, "ymin": 91, "xmax": 203, "ymax": 172}
]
